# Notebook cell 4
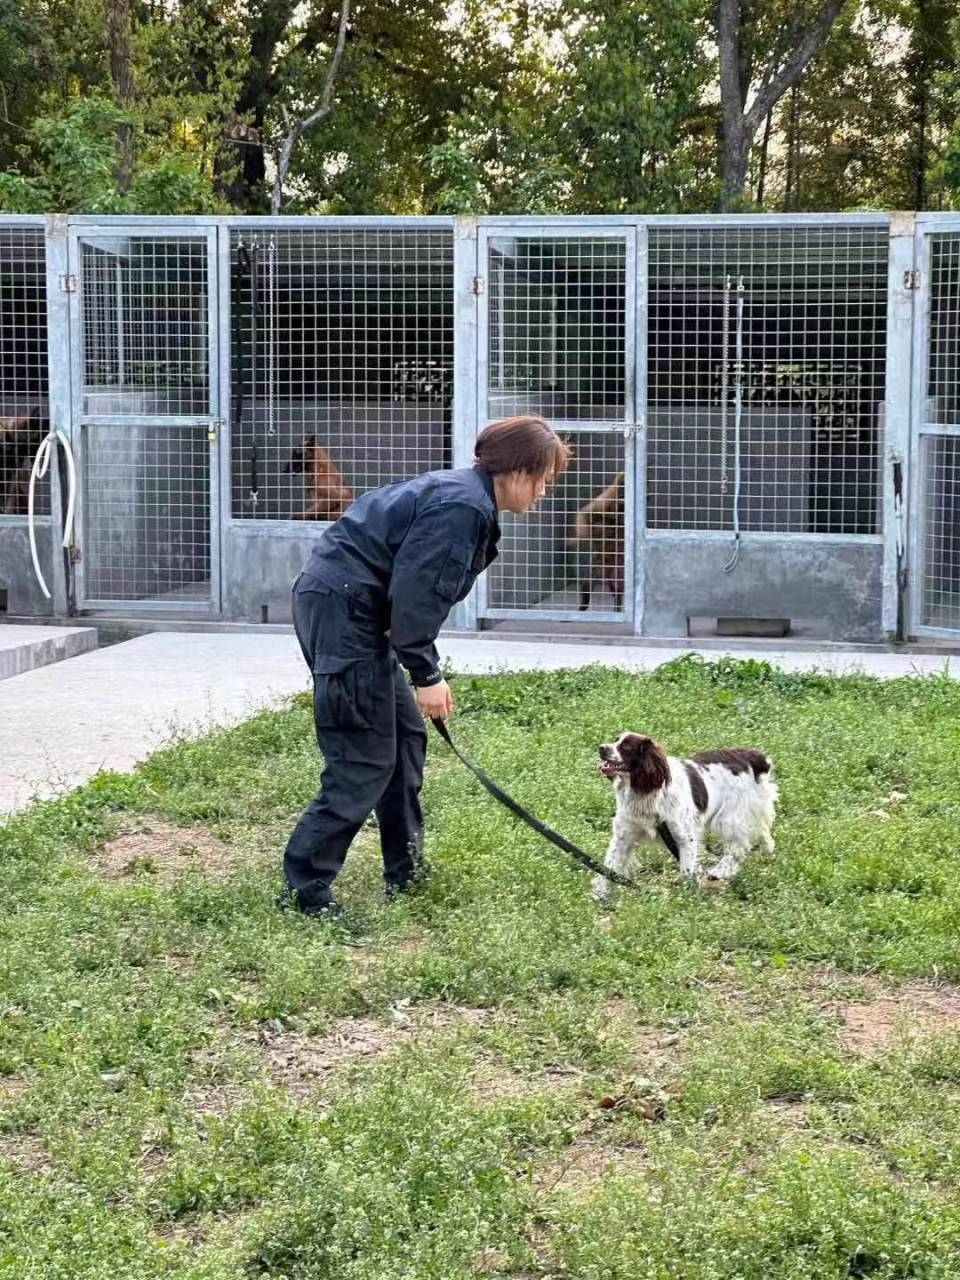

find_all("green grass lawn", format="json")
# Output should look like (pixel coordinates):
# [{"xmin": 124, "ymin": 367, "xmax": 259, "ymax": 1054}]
[{"xmin": 5, "ymin": 655, "xmax": 960, "ymax": 1278}]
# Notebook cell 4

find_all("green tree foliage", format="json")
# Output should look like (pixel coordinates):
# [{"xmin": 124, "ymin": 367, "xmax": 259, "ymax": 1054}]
[{"xmin": 0, "ymin": 0, "xmax": 958, "ymax": 214}]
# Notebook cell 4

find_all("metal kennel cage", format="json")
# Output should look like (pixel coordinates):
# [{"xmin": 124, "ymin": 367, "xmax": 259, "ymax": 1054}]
[{"xmin": 0, "ymin": 211, "xmax": 956, "ymax": 645}]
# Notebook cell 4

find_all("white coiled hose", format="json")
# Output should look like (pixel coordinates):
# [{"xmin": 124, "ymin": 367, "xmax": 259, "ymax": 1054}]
[{"xmin": 28, "ymin": 430, "xmax": 76, "ymax": 600}]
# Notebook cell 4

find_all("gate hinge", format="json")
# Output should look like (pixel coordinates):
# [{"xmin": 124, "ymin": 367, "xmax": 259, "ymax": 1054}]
[
  {"xmin": 471, "ymin": 275, "xmax": 485, "ymax": 296},
  {"xmin": 69, "ymin": 545, "xmax": 81, "ymax": 564},
  {"xmin": 59, "ymin": 274, "xmax": 77, "ymax": 293},
  {"xmin": 903, "ymin": 269, "xmax": 920, "ymax": 291}
]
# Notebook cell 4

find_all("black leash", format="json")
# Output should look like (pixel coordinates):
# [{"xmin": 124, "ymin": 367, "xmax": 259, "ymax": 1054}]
[{"xmin": 430, "ymin": 718, "xmax": 644, "ymax": 890}]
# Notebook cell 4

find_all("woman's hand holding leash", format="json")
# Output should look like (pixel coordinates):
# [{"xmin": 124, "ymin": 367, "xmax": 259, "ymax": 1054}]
[{"xmin": 416, "ymin": 679, "xmax": 453, "ymax": 721}]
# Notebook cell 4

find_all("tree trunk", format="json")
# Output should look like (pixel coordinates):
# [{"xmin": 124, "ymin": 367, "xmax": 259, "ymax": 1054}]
[
  {"xmin": 784, "ymin": 86, "xmax": 800, "ymax": 210},
  {"xmin": 717, "ymin": 0, "xmax": 845, "ymax": 209},
  {"xmin": 721, "ymin": 122, "xmax": 752, "ymax": 205},
  {"xmin": 914, "ymin": 0, "xmax": 928, "ymax": 209},
  {"xmin": 755, "ymin": 109, "xmax": 773, "ymax": 206},
  {"xmin": 213, "ymin": 0, "xmax": 299, "ymax": 211},
  {"xmin": 271, "ymin": 0, "xmax": 351, "ymax": 214},
  {"xmin": 107, "ymin": 0, "xmax": 135, "ymax": 194}
]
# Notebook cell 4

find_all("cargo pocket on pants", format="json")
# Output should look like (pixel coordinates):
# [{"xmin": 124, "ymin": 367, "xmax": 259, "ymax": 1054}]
[{"xmin": 312, "ymin": 657, "xmax": 375, "ymax": 727}]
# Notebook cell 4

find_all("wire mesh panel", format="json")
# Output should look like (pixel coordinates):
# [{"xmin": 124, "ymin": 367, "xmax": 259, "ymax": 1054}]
[
  {"xmin": 917, "ymin": 233, "xmax": 960, "ymax": 631},
  {"xmin": 80, "ymin": 236, "xmax": 209, "ymax": 416},
  {"xmin": 82, "ymin": 424, "xmax": 211, "ymax": 603},
  {"xmin": 486, "ymin": 236, "xmax": 626, "ymax": 421},
  {"xmin": 74, "ymin": 229, "xmax": 215, "ymax": 609},
  {"xmin": 0, "ymin": 225, "xmax": 49, "ymax": 516},
  {"xmin": 229, "ymin": 227, "xmax": 453, "ymax": 520},
  {"xmin": 479, "ymin": 229, "xmax": 632, "ymax": 620},
  {"xmin": 927, "ymin": 235, "xmax": 960, "ymax": 426},
  {"xmin": 919, "ymin": 435, "xmax": 960, "ymax": 629},
  {"xmin": 485, "ymin": 433, "xmax": 627, "ymax": 614},
  {"xmin": 647, "ymin": 224, "xmax": 887, "ymax": 533}
]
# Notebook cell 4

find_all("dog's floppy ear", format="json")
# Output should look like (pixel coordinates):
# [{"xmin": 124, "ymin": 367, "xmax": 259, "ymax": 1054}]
[{"xmin": 619, "ymin": 733, "xmax": 671, "ymax": 795}]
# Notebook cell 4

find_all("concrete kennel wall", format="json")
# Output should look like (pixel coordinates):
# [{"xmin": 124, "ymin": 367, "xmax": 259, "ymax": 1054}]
[
  {"xmin": 0, "ymin": 523, "xmax": 54, "ymax": 617},
  {"xmin": 643, "ymin": 536, "xmax": 883, "ymax": 641}
]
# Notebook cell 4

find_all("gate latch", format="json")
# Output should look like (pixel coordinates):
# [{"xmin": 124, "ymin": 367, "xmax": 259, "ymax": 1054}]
[{"xmin": 903, "ymin": 270, "xmax": 920, "ymax": 291}]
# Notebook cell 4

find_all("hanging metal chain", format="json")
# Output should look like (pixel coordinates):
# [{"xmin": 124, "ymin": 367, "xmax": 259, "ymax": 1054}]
[
  {"xmin": 720, "ymin": 274, "xmax": 731, "ymax": 496},
  {"xmin": 723, "ymin": 274, "xmax": 746, "ymax": 573},
  {"xmin": 249, "ymin": 238, "xmax": 260, "ymax": 508},
  {"xmin": 267, "ymin": 236, "xmax": 277, "ymax": 438}
]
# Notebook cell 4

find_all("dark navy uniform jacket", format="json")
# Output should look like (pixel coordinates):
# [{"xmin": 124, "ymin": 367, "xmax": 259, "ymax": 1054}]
[{"xmin": 300, "ymin": 466, "xmax": 500, "ymax": 688}]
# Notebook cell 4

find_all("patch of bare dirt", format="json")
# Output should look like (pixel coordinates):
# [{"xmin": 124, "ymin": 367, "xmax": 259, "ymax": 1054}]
[
  {"xmin": 92, "ymin": 817, "xmax": 249, "ymax": 883},
  {"xmin": 0, "ymin": 1132, "xmax": 48, "ymax": 1172},
  {"xmin": 708, "ymin": 964, "xmax": 881, "ymax": 1024},
  {"xmin": 154, "ymin": 1219, "xmax": 209, "ymax": 1248},
  {"xmin": 469, "ymin": 1059, "xmax": 582, "ymax": 1105},
  {"xmin": 830, "ymin": 982, "xmax": 960, "ymax": 1056},
  {"xmin": 537, "ymin": 1133, "xmax": 650, "ymax": 1196},
  {"xmin": 259, "ymin": 1002, "xmax": 497, "ymax": 1098},
  {"xmin": 346, "ymin": 934, "xmax": 425, "ymax": 974},
  {"xmin": 0, "ymin": 1077, "xmax": 28, "ymax": 1104},
  {"xmin": 601, "ymin": 998, "xmax": 686, "ymax": 1073},
  {"xmin": 181, "ymin": 1082, "xmax": 257, "ymax": 1117},
  {"xmin": 153, "ymin": 1207, "xmax": 251, "ymax": 1250},
  {"xmin": 766, "ymin": 1096, "xmax": 813, "ymax": 1127}
]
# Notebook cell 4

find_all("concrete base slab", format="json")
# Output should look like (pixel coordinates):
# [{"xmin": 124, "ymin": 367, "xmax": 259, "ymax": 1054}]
[{"xmin": 0, "ymin": 625, "xmax": 98, "ymax": 682}]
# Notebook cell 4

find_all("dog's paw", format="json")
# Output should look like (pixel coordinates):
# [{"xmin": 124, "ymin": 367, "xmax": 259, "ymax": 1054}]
[
  {"xmin": 591, "ymin": 875, "xmax": 613, "ymax": 906},
  {"xmin": 706, "ymin": 855, "xmax": 739, "ymax": 882}
]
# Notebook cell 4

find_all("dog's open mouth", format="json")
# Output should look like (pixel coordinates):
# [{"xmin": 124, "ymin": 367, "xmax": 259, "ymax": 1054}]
[{"xmin": 598, "ymin": 759, "xmax": 627, "ymax": 777}]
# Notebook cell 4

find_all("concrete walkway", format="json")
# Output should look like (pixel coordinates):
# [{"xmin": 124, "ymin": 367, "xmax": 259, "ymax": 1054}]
[
  {"xmin": 4, "ymin": 629, "xmax": 956, "ymax": 818},
  {"xmin": 0, "ymin": 624, "xmax": 97, "ymax": 681}
]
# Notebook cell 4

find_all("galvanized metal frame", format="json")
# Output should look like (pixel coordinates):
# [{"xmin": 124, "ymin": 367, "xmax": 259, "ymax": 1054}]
[
  {"xmin": 0, "ymin": 211, "xmax": 61, "ymax": 619},
  {"xmin": 909, "ymin": 214, "xmax": 960, "ymax": 638},
  {"xmin": 473, "ymin": 221, "xmax": 638, "ymax": 625},
  {"xmin": 644, "ymin": 219, "xmax": 889, "ymax": 540},
  {"xmin": 66, "ymin": 221, "xmax": 221, "ymax": 612},
  {"xmin": 43, "ymin": 215, "xmax": 71, "ymax": 614},
  {"xmin": 0, "ymin": 210, "xmax": 919, "ymax": 644},
  {"xmin": 219, "ymin": 217, "xmax": 455, "ymax": 533},
  {"xmin": 0, "ymin": 214, "xmax": 50, "ymax": 525},
  {"xmin": 880, "ymin": 213, "xmax": 916, "ymax": 639},
  {"xmin": 451, "ymin": 217, "xmax": 480, "ymax": 630},
  {"xmin": 632, "ymin": 224, "xmax": 648, "ymax": 634}
]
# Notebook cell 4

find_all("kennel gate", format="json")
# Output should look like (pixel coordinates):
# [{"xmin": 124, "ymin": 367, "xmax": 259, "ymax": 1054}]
[
  {"xmin": 911, "ymin": 216, "xmax": 960, "ymax": 638},
  {"xmin": 474, "ymin": 223, "xmax": 639, "ymax": 625},
  {"xmin": 66, "ymin": 223, "xmax": 220, "ymax": 611}
]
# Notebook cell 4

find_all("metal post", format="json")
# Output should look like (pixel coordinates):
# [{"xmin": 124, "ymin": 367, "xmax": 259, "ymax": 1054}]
[
  {"xmin": 44, "ymin": 215, "xmax": 72, "ymax": 616},
  {"xmin": 882, "ymin": 212, "xmax": 916, "ymax": 640},
  {"xmin": 633, "ymin": 221, "xmax": 648, "ymax": 634},
  {"xmin": 452, "ymin": 216, "xmax": 479, "ymax": 631}
]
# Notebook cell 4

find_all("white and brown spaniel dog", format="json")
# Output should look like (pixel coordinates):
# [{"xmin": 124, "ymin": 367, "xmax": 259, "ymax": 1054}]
[{"xmin": 593, "ymin": 733, "xmax": 778, "ymax": 900}]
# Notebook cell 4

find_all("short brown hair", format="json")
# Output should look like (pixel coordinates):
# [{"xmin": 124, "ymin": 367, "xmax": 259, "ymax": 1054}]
[{"xmin": 473, "ymin": 416, "xmax": 571, "ymax": 478}]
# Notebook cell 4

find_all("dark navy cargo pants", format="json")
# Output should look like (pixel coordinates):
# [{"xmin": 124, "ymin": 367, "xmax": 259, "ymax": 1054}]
[{"xmin": 283, "ymin": 573, "xmax": 427, "ymax": 910}]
